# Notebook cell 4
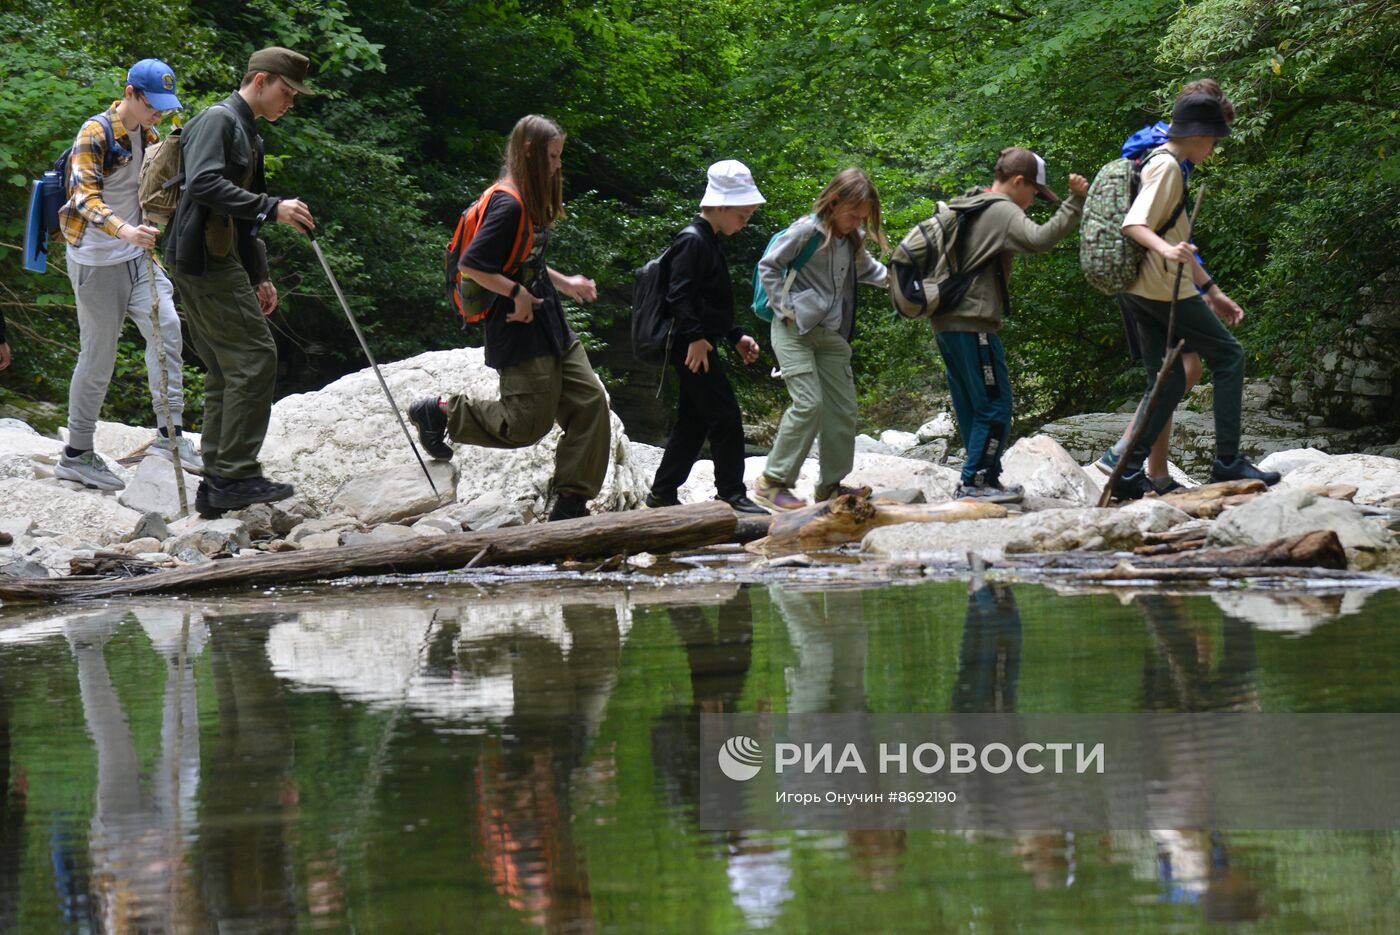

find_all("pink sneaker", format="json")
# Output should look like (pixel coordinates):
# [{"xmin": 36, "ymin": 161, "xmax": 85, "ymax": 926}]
[{"xmin": 752, "ymin": 475, "xmax": 807, "ymax": 512}]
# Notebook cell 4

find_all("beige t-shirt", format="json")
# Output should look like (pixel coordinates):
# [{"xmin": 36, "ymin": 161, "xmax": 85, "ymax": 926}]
[{"xmin": 1123, "ymin": 151, "xmax": 1194, "ymax": 301}]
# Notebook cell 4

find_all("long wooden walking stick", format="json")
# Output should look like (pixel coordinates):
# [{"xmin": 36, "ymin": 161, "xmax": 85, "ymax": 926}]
[
  {"xmin": 1098, "ymin": 183, "xmax": 1207, "ymax": 507},
  {"xmin": 147, "ymin": 250, "xmax": 189, "ymax": 518}
]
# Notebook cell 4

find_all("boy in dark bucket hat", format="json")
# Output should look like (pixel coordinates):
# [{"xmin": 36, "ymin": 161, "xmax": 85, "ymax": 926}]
[
  {"xmin": 1109, "ymin": 88, "xmax": 1280, "ymax": 500},
  {"xmin": 162, "ymin": 47, "xmax": 318, "ymax": 515}
]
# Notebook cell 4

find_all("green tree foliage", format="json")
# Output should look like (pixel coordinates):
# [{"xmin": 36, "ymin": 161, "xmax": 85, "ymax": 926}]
[{"xmin": 1, "ymin": 0, "xmax": 1395, "ymax": 436}]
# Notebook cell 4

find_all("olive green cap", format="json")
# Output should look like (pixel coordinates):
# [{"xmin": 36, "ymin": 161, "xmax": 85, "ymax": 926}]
[{"xmin": 247, "ymin": 46, "xmax": 317, "ymax": 96}]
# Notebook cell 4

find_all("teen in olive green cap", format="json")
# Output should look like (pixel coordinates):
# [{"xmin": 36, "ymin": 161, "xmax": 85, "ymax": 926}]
[
  {"xmin": 162, "ymin": 46, "xmax": 318, "ymax": 515},
  {"xmin": 245, "ymin": 47, "xmax": 318, "ymax": 96}
]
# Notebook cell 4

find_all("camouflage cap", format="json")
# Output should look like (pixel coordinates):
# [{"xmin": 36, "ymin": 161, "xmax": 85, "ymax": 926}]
[{"xmin": 247, "ymin": 47, "xmax": 318, "ymax": 96}]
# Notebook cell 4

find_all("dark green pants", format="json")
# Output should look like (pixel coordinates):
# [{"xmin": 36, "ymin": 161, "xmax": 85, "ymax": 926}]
[
  {"xmin": 172, "ymin": 256, "xmax": 277, "ymax": 479},
  {"xmin": 445, "ymin": 341, "xmax": 611, "ymax": 499},
  {"xmin": 1119, "ymin": 292, "xmax": 1244, "ymax": 469}
]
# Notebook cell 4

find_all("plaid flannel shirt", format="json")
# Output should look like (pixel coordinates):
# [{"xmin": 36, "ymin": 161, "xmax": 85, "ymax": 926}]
[{"xmin": 57, "ymin": 102, "xmax": 160, "ymax": 247}]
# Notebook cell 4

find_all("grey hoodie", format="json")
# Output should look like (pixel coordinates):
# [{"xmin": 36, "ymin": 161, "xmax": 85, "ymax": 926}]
[
  {"xmin": 758, "ymin": 214, "xmax": 888, "ymax": 341},
  {"xmin": 932, "ymin": 188, "xmax": 1083, "ymax": 335}
]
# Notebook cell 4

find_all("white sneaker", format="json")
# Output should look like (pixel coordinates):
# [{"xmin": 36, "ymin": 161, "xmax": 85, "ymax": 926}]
[
  {"xmin": 55, "ymin": 450, "xmax": 125, "ymax": 491},
  {"xmin": 151, "ymin": 434, "xmax": 203, "ymax": 473}
]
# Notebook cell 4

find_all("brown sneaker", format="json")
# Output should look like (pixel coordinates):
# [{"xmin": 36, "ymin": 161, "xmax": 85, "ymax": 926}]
[
  {"xmin": 814, "ymin": 481, "xmax": 872, "ymax": 502},
  {"xmin": 752, "ymin": 475, "xmax": 807, "ymax": 512}
]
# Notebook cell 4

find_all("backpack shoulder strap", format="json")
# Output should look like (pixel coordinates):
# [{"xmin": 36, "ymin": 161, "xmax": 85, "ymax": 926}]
[
  {"xmin": 791, "ymin": 219, "xmax": 823, "ymax": 272},
  {"xmin": 1139, "ymin": 146, "xmax": 1189, "ymax": 237},
  {"xmin": 481, "ymin": 181, "xmax": 533, "ymax": 273}
]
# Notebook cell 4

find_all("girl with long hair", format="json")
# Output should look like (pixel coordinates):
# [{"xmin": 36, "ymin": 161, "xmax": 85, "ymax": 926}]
[
  {"xmin": 751, "ymin": 168, "xmax": 889, "ymax": 511},
  {"xmin": 410, "ymin": 115, "xmax": 611, "ymax": 521}
]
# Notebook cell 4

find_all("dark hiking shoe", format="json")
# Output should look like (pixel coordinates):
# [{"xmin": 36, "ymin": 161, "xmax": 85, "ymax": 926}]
[
  {"xmin": 1150, "ymin": 476, "xmax": 1185, "ymax": 495},
  {"xmin": 814, "ymin": 481, "xmax": 873, "ymax": 502},
  {"xmin": 1109, "ymin": 470, "xmax": 1150, "ymax": 502},
  {"xmin": 1208, "ymin": 456, "xmax": 1281, "ymax": 486},
  {"xmin": 718, "ymin": 494, "xmax": 769, "ymax": 515},
  {"xmin": 1093, "ymin": 447, "xmax": 1121, "ymax": 476},
  {"xmin": 549, "ymin": 493, "xmax": 591, "ymax": 522},
  {"xmin": 955, "ymin": 482, "xmax": 1025, "ymax": 504},
  {"xmin": 645, "ymin": 492, "xmax": 681, "ymax": 509},
  {"xmin": 194, "ymin": 480, "xmax": 226, "ymax": 519},
  {"xmin": 408, "ymin": 397, "xmax": 454, "ymax": 461},
  {"xmin": 206, "ymin": 475, "xmax": 295, "ymax": 510}
]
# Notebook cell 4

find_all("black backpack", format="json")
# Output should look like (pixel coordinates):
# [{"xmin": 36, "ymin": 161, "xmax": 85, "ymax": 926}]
[{"xmin": 631, "ymin": 223, "xmax": 704, "ymax": 366}]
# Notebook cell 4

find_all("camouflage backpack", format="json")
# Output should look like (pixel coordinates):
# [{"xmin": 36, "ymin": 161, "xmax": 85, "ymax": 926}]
[{"xmin": 1079, "ymin": 146, "xmax": 1185, "ymax": 295}]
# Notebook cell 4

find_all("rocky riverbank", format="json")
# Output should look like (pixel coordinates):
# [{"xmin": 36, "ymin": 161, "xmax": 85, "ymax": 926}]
[{"xmin": 2, "ymin": 348, "xmax": 1399, "ymax": 582}]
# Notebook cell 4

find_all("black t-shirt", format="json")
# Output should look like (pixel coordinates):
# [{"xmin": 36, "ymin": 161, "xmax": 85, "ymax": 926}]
[{"xmin": 461, "ymin": 190, "xmax": 576, "ymax": 370}]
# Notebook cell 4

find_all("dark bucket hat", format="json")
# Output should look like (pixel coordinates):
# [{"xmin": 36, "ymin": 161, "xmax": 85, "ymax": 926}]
[
  {"xmin": 247, "ymin": 47, "xmax": 318, "ymax": 96},
  {"xmin": 1167, "ymin": 93, "xmax": 1231, "ymax": 139}
]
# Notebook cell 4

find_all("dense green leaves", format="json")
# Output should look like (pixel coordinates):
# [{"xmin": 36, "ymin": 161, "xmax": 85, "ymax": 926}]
[{"xmin": 1, "ymin": 0, "xmax": 1395, "ymax": 435}]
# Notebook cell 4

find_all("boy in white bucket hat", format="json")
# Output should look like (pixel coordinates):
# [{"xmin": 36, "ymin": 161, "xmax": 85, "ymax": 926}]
[{"xmin": 645, "ymin": 160, "xmax": 769, "ymax": 514}]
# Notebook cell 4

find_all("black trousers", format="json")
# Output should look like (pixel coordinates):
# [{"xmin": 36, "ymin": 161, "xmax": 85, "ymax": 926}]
[{"xmin": 651, "ymin": 349, "xmax": 746, "ymax": 500}]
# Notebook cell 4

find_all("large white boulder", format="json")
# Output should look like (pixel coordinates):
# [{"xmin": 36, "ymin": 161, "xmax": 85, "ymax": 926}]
[
  {"xmin": 1257, "ymin": 447, "xmax": 1332, "ymax": 478},
  {"xmin": 1276, "ymin": 453, "xmax": 1400, "ymax": 505},
  {"xmin": 117, "ymin": 455, "xmax": 201, "ymax": 521},
  {"xmin": 1209, "ymin": 487, "xmax": 1399, "ymax": 569},
  {"xmin": 260, "ymin": 347, "xmax": 648, "ymax": 516},
  {"xmin": 0, "ymin": 422, "xmax": 63, "ymax": 464},
  {"xmin": 0, "ymin": 478, "xmax": 142, "ymax": 546},
  {"xmin": 1000, "ymin": 434, "xmax": 1099, "ymax": 505},
  {"xmin": 878, "ymin": 429, "xmax": 919, "ymax": 452},
  {"xmin": 916, "ymin": 413, "xmax": 956, "ymax": 442},
  {"xmin": 329, "ymin": 461, "xmax": 459, "ymax": 525}
]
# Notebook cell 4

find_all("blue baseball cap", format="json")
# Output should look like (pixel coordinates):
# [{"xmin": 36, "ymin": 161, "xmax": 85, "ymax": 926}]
[{"xmin": 126, "ymin": 59, "xmax": 182, "ymax": 111}]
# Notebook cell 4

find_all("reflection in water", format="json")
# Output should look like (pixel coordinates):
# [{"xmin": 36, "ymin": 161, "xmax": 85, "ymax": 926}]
[
  {"xmin": 1133, "ymin": 594, "xmax": 1264, "ymax": 924},
  {"xmin": 0, "ymin": 581, "xmax": 1397, "ymax": 932},
  {"xmin": 70, "ymin": 609, "xmax": 204, "ymax": 933}
]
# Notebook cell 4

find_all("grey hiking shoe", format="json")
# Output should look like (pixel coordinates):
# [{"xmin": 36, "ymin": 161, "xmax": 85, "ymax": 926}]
[
  {"xmin": 55, "ymin": 450, "xmax": 125, "ymax": 491},
  {"xmin": 151, "ymin": 433, "xmax": 203, "ymax": 472},
  {"xmin": 956, "ymin": 481, "xmax": 1024, "ymax": 504}
]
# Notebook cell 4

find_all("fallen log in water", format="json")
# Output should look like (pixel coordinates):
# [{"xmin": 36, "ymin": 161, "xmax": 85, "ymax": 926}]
[
  {"xmin": 748, "ymin": 494, "xmax": 1008, "ymax": 555},
  {"xmin": 1077, "ymin": 530, "xmax": 1348, "ymax": 581},
  {"xmin": 0, "ymin": 501, "xmax": 736, "ymax": 604}
]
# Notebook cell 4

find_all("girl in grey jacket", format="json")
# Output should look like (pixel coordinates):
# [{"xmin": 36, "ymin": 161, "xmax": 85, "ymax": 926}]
[{"xmin": 752, "ymin": 168, "xmax": 889, "ymax": 511}]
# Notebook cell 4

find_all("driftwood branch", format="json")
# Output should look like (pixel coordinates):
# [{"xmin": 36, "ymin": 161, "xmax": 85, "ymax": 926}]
[
  {"xmin": 1079, "ymin": 531, "xmax": 1347, "ymax": 581},
  {"xmin": 0, "ymin": 501, "xmax": 736, "ymax": 604}
]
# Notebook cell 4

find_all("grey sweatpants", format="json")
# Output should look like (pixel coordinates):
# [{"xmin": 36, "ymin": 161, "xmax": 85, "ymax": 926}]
[{"xmin": 66, "ymin": 255, "xmax": 184, "ymax": 451}]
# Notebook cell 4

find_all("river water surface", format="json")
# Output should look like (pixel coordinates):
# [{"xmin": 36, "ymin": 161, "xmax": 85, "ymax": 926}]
[{"xmin": 2, "ymin": 575, "xmax": 1398, "ymax": 933}]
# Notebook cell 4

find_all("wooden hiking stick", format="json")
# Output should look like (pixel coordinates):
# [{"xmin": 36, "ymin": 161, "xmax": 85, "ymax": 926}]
[
  {"xmin": 147, "ymin": 250, "xmax": 189, "ymax": 517},
  {"xmin": 1097, "ymin": 183, "xmax": 1207, "ymax": 507}
]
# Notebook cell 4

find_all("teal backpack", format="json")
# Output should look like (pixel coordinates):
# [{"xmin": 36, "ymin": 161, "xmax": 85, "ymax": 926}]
[{"xmin": 751, "ymin": 217, "xmax": 822, "ymax": 322}]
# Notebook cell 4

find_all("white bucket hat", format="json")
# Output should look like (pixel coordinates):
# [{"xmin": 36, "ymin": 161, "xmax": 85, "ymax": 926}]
[{"xmin": 700, "ymin": 159, "xmax": 766, "ymax": 207}]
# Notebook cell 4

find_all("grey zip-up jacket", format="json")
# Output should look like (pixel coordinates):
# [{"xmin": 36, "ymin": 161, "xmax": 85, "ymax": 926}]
[
  {"xmin": 758, "ymin": 214, "xmax": 888, "ymax": 342},
  {"xmin": 933, "ymin": 189, "xmax": 1084, "ymax": 335}
]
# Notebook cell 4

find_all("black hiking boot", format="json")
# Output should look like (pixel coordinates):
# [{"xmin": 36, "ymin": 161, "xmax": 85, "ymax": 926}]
[
  {"xmin": 206, "ymin": 474, "xmax": 295, "ymax": 511},
  {"xmin": 549, "ymin": 492, "xmax": 591, "ymax": 522},
  {"xmin": 1208, "ymin": 456, "xmax": 1281, "ymax": 487},
  {"xmin": 645, "ymin": 492, "xmax": 680, "ymax": 509},
  {"xmin": 718, "ymin": 493, "xmax": 769, "ymax": 514},
  {"xmin": 1109, "ymin": 470, "xmax": 1151, "ymax": 502},
  {"xmin": 195, "ymin": 480, "xmax": 226, "ymax": 519},
  {"xmin": 408, "ymin": 397, "xmax": 454, "ymax": 461}
]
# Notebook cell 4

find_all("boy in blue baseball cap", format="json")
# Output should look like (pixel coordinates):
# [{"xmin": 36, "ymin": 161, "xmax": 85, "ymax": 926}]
[{"xmin": 54, "ymin": 58, "xmax": 195, "ymax": 491}]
